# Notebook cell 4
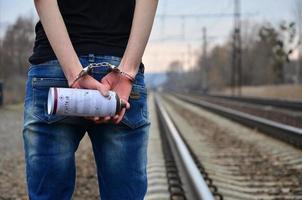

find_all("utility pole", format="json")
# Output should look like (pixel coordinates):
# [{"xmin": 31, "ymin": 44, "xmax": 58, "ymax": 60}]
[
  {"xmin": 298, "ymin": 16, "xmax": 301, "ymax": 83},
  {"xmin": 181, "ymin": 16, "xmax": 186, "ymax": 40},
  {"xmin": 202, "ymin": 27, "xmax": 208, "ymax": 93},
  {"xmin": 231, "ymin": 0, "xmax": 242, "ymax": 96},
  {"xmin": 187, "ymin": 44, "xmax": 192, "ymax": 69},
  {"xmin": 299, "ymin": 2, "xmax": 302, "ymax": 84}
]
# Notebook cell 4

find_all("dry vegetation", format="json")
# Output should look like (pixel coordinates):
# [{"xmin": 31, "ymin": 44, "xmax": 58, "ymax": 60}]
[{"xmin": 220, "ymin": 84, "xmax": 302, "ymax": 100}]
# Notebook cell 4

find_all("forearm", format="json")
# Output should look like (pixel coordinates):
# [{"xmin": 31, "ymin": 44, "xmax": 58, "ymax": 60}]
[
  {"xmin": 34, "ymin": 0, "xmax": 82, "ymax": 85},
  {"xmin": 119, "ymin": 0, "xmax": 158, "ymax": 77}
]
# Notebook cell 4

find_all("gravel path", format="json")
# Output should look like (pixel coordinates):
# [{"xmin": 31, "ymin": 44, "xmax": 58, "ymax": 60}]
[
  {"xmin": 0, "ymin": 104, "xmax": 99, "ymax": 199},
  {"xmin": 0, "ymin": 104, "xmax": 27, "ymax": 200},
  {"xmin": 0, "ymin": 94, "xmax": 167, "ymax": 200},
  {"xmin": 145, "ymin": 93, "xmax": 169, "ymax": 200}
]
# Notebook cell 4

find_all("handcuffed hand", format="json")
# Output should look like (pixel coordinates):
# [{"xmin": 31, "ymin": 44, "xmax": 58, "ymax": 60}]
[
  {"xmin": 103, "ymin": 72, "xmax": 133, "ymax": 124},
  {"xmin": 71, "ymin": 66, "xmax": 134, "ymax": 124},
  {"xmin": 69, "ymin": 74, "xmax": 112, "ymax": 123},
  {"xmin": 70, "ymin": 74, "xmax": 109, "ymax": 96}
]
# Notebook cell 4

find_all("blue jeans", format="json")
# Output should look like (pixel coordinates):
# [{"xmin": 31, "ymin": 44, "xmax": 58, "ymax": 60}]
[{"xmin": 22, "ymin": 55, "xmax": 151, "ymax": 200}]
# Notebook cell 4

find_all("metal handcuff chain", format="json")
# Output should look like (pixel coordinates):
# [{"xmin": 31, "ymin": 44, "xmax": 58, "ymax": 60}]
[{"xmin": 69, "ymin": 62, "xmax": 135, "ymax": 88}]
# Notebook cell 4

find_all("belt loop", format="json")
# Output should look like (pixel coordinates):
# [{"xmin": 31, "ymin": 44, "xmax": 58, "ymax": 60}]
[
  {"xmin": 88, "ymin": 54, "xmax": 95, "ymax": 63},
  {"xmin": 140, "ymin": 63, "xmax": 145, "ymax": 74}
]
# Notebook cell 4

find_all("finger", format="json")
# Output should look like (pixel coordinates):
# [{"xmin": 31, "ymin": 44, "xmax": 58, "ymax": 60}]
[
  {"xmin": 93, "ymin": 117, "xmax": 109, "ymax": 124},
  {"xmin": 96, "ymin": 84, "xmax": 109, "ymax": 97},
  {"xmin": 113, "ymin": 114, "xmax": 119, "ymax": 120},
  {"xmin": 80, "ymin": 76, "xmax": 109, "ymax": 97},
  {"xmin": 84, "ymin": 116, "xmax": 94, "ymax": 121},
  {"xmin": 114, "ymin": 108, "xmax": 126, "ymax": 124},
  {"xmin": 100, "ymin": 78, "xmax": 111, "ymax": 91},
  {"xmin": 120, "ymin": 99, "xmax": 130, "ymax": 109},
  {"xmin": 86, "ymin": 117, "xmax": 103, "ymax": 123},
  {"xmin": 79, "ymin": 76, "xmax": 96, "ymax": 89},
  {"xmin": 84, "ymin": 116, "xmax": 107, "ymax": 124},
  {"xmin": 115, "ymin": 114, "xmax": 124, "ymax": 124},
  {"xmin": 96, "ymin": 115, "xmax": 112, "ymax": 122},
  {"xmin": 94, "ymin": 120, "xmax": 105, "ymax": 124},
  {"xmin": 126, "ymin": 101, "xmax": 130, "ymax": 109},
  {"xmin": 94, "ymin": 116, "xmax": 100, "ymax": 121},
  {"xmin": 104, "ymin": 116, "xmax": 111, "ymax": 121}
]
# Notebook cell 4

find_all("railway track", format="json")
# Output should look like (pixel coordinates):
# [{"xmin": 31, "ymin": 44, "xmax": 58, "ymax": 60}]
[
  {"xmin": 158, "ymin": 93, "xmax": 302, "ymax": 200},
  {"xmin": 146, "ymin": 93, "xmax": 220, "ymax": 199},
  {"xmin": 173, "ymin": 93, "xmax": 302, "ymax": 148},
  {"xmin": 1, "ymin": 92, "xmax": 301, "ymax": 199},
  {"xmin": 188, "ymin": 93, "xmax": 302, "ymax": 129}
]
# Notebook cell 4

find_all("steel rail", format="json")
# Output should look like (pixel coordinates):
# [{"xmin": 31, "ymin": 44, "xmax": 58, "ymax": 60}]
[
  {"xmin": 205, "ymin": 94, "xmax": 302, "ymax": 111},
  {"xmin": 155, "ymin": 94, "xmax": 215, "ymax": 200},
  {"xmin": 173, "ymin": 93, "xmax": 302, "ymax": 148}
]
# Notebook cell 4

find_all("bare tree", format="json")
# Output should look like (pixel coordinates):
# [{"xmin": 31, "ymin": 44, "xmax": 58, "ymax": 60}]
[
  {"xmin": 163, "ymin": 20, "xmax": 299, "ymax": 94},
  {"xmin": 258, "ymin": 22, "xmax": 296, "ymax": 84},
  {"xmin": 0, "ymin": 16, "xmax": 35, "ymax": 103},
  {"xmin": 0, "ymin": 16, "xmax": 34, "ymax": 79}
]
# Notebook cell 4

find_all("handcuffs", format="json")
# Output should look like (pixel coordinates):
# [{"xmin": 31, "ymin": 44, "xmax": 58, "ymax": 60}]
[{"xmin": 69, "ymin": 62, "xmax": 135, "ymax": 88}]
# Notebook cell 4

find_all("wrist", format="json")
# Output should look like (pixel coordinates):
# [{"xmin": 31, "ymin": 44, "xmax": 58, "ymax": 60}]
[
  {"xmin": 118, "ymin": 62, "xmax": 139, "ymax": 78},
  {"xmin": 119, "ymin": 68, "xmax": 137, "ymax": 79},
  {"xmin": 119, "ymin": 72, "xmax": 135, "ymax": 84},
  {"xmin": 58, "ymin": 57, "xmax": 83, "ymax": 84},
  {"xmin": 66, "ymin": 65, "xmax": 83, "ymax": 86},
  {"xmin": 67, "ymin": 71, "xmax": 78, "ymax": 85},
  {"xmin": 123, "ymin": 69, "xmax": 137, "ymax": 79}
]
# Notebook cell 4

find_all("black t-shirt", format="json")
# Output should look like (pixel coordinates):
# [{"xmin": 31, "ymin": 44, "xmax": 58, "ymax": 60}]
[{"xmin": 29, "ymin": 0, "xmax": 135, "ymax": 64}]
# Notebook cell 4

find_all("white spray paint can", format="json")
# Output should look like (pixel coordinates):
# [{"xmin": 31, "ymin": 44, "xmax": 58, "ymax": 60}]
[{"xmin": 47, "ymin": 87, "xmax": 126, "ymax": 117}]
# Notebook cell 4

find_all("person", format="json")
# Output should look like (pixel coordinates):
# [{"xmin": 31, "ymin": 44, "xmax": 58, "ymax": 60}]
[{"xmin": 22, "ymin": 0, "xmax": 158, "ymax": 199}]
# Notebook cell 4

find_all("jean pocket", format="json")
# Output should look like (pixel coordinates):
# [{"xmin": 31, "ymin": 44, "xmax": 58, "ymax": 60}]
[
  {"xmin": 32, "ymin": 77, "xmax": 69, "ymax": 124},
  {"xmin": 120, "ymin": 84, "xmax": 150, "ymax": 129}
]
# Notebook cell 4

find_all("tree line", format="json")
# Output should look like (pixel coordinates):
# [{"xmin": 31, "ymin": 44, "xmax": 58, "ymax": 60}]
[
  {"xmin": 0, "ymin": 16, "xmax": 35, "ymax": 104},
  {"xmin": 164, "ymin": 0, "xmax": 302, "ymax": 93},
  {"xmin": 163, "ymin": 20, "xmax": 301, "ymax": 93}
]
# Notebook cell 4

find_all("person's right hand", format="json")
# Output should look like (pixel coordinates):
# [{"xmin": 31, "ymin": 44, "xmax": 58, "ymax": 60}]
[
  {"xmin": 71, "ymin": 74, "xmax": 108, "ymax": 95},
  {"xmin": 70, "ymin": 74, "xmax": 112, "ymax": 124}
]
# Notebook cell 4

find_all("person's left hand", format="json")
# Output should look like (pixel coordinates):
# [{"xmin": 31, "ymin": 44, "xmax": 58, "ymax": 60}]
[
  {"xmin": 85, "ymin": 70, "xmax": 133, "ymax": 124},
  {"xmin": 109, "ymin": 74, "xmax": 133, "ymax": 124}
]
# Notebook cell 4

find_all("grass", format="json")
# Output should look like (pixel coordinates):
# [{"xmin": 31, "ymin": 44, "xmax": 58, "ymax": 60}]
[{"xmin": 220, "ymin": 84, "xmax": 302, "ymax": 100}]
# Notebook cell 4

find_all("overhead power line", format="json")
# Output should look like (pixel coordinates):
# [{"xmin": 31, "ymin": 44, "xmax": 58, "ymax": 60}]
[
  {"xmin": 156, "ymin": 12, "xmax": 256, "ymax": 19},
  {"xmin": 154, "ymin": 12, "xmax": 257, "ymax": 42}
]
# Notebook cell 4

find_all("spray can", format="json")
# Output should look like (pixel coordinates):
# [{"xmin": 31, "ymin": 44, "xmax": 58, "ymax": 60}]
[{"xmin": 47, "ymin": 87, "xmax": 126, "ymax": 117}]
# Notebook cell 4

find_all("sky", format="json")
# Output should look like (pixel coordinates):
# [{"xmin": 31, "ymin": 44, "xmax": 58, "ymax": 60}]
[{"xmin": 0, "ymin": 0, "xmax": 298, "ymax": 73}]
